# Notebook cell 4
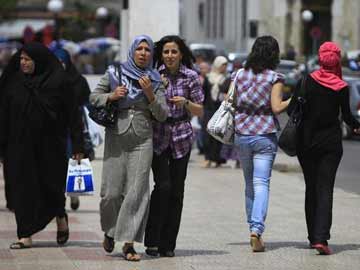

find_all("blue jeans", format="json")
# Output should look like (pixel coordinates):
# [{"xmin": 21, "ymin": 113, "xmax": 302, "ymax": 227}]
[{"xmin": 235, "ymin": 133, "xmax": 277, "ymax": 235}]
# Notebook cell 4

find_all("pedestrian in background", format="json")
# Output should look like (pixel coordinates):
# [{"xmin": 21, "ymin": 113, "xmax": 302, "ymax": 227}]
[
  {"xmin": 202, "ymin": 56, "xmax": 229, "ymax": 168},
  {"xmin": 234, "ymin": 36, "xmax": 290, "ymax": 252},
  {"xmin": 53, "ymin": 48, "xmax": 92, "ymax": 211},
  {"xmin": 0, "ymin": 42, "xmax": 84, "ymax": 249},
  {"xmin": 195, "ymin": 61, "xmax": 210, "ymax": 155},
  {"xmin": 90, "ymin": 35, "xmax": 168, "ymax": 261},
  {"xmin": 144, "ymin": 35, "xmax": 204, "ymax": 257},
  {"xmin": 289, "ymin": 42, "xmax": 360, "ymax": 255}
]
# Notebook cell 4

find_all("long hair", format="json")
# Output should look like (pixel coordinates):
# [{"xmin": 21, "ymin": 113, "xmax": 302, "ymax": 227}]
[
  {"xmin": 153, "ymin": 35, "xmax": 195, "ymax": 69},
  {"xmin": 245, "ymin": 36, "xmax": 280, "ymax": 74}
]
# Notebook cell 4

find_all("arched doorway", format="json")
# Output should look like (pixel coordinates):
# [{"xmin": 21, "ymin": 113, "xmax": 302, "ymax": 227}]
[{"xmin": 302, "ymin": 0, "xmax": 333, "ymax": 56}]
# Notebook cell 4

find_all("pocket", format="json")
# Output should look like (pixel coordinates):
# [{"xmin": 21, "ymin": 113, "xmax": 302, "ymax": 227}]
[{"xmin": 254, "ymin": 135, "xmax": 277, "ymax": 154}]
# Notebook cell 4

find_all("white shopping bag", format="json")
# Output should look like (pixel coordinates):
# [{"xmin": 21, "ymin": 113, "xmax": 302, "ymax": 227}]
[{"xmin": 66, "ymin": 158, "xmax": 94, "ymax": 196}]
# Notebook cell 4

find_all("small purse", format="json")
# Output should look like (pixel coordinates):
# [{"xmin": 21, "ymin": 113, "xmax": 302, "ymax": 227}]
[
  {"xmin": 88, "ymin": 102, "xmax": 118, "ymax": 128},
  {"xmin": 88, "ymin": 64, "xmax": 121, "ymax": 128},
  {"xmin": 278, "ymin": 76, "xmax": 307, "ymax": 156},
  {"xmin": 206, "ymin": 79, "xmax": 237, "ymax": 145}
]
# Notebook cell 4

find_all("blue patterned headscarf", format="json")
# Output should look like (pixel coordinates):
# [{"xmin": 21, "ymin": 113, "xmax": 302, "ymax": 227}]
[
  {"xmin": 122, "ymin": 35, "xmax": 161, "ymax": 86},
  {"xmin": 109, "ymin": 35, "xmax": 161, "ymax": 108}
]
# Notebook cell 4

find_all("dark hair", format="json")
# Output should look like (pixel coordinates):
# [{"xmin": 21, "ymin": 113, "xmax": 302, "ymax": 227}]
[
  {"xmin": 153, "ymin": 35, "xmax": 195, "ymax": 69},
  {"xmin": 245, "ymin": 36, "xmax": 280, "ymax": 74}
]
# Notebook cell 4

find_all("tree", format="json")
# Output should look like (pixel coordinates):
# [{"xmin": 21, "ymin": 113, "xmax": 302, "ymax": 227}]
[
  {"xmin": 0, "ymin": 0, "xmax": 19, "ymax": 21},
  {"xmin": 0, "ymin": 0, "xmax": 18, "ymax": 11}
]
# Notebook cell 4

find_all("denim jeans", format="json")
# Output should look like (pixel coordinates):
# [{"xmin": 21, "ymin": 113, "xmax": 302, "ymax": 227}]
[{"xmin": 235, "ymin": 133, "xmax": 277, "ymax": 235}]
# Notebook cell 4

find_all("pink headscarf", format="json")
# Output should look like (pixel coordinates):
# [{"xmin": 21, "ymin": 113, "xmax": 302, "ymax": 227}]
[{"xmin": 310, "ymin": 41, "xmax": 347, "ymax": 91}]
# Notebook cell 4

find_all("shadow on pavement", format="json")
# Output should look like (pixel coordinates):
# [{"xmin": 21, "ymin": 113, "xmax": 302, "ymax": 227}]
[
  {"xmin": 227, "ymin": 241, "xmax": 360, "ymax": 254},
  {"xmin": 0, "ymin": 207, "xmax": 12, "ymax": 213},
  {"xmin": 31, "ymin": 241, "xmax": 102, "ymax": 248},
  {"xmin": 66, "ymin": 209, "xmax": 100, "ymax": 214},
  {"xmin": 171, "ymin": 249, "xmax": 229, "ymax": 257}
]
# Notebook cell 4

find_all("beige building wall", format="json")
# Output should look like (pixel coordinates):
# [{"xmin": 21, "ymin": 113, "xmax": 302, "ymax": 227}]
[
  {"xmin": 332, "ymin": 0, "xmax": 360, "ymax": 52},
  {"xmin": 248, "ymin": 0, "xmax": 287, "ymax": 52},
  {"xmin": 180, "ymin": 0, "xmax": 360, "ymax": 56}
]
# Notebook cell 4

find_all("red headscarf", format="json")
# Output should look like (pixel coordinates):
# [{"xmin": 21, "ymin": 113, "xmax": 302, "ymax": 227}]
[{"xmin": 310, "ymin": 41, "xmax": 347, "ymax": 91}]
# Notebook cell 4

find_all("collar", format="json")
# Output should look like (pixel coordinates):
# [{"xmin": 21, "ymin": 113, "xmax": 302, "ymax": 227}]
[{"xmin": 159, "ymin": 64, "xmax": 187, "ymax": 76}]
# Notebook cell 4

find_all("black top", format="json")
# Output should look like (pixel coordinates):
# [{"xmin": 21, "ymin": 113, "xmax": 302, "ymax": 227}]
[{"xmin": 288, "ymin": 75, "xmax": 360, "ymax": 152}]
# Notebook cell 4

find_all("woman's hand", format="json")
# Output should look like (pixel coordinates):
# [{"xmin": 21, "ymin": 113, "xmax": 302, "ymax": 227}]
[
  {"xmin": 108, "ymin": 86, "xmax": 128, "ymax": 102},
  {"xmin": 139, "ymin": 76, "xmax": 155, "ymax": 102},
  {"xmin": 354, "ymin": 127, "xmax": 360, "ymax": 134},
  {"xmin": 170, "ymin": 96, "xmax": 187, "ymax": 108},
  {"xmin": 161, "ymin": 74, "xmax": 169, "ymax": 88},
  {"xmin": 72, "ymin": 153, "xmax": 84, "ymax": 164}
]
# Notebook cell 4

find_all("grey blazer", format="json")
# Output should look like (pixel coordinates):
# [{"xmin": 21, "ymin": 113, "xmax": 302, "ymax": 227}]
[{"xmin": 89, "ymin": 71, "xmax": 168, "ymax": 138}]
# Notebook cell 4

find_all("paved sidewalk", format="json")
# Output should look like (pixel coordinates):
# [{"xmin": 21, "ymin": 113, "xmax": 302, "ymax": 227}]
[{"xmin": 1, "ymin": 143, "xmax": 360, "ymax": 270}]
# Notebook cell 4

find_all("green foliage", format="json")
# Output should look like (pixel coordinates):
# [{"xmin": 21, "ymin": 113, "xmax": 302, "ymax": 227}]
[
  {"xmin": 0, "ymin": 0, "xmax": 18, "ymax": 10},
  {"xmin": 61, "ymin": 17, "xmax": 91, "ymax": 42}
]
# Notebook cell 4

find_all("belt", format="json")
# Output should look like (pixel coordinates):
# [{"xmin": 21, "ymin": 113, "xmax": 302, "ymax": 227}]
[{"xmin": 166, "ymin": 115, "xmax": 190, "ymax": 124}]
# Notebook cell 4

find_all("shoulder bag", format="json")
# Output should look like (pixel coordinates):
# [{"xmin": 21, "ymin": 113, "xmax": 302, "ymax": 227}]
[
  {"xmin": 88, "ymin": 64, "xmax": 121, "ymax": 128},
  {"xmin": 278, "ymin": 76, "xmax": 307, "ymax": 156},
  {"xmin": 206, "ymin": 72, "xmax": 238, "ymax": 145}
]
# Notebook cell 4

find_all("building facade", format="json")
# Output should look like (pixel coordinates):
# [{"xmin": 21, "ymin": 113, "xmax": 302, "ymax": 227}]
[{"xmin": 180, "ymin": 0, "xmax": 360, "ymax": 57}]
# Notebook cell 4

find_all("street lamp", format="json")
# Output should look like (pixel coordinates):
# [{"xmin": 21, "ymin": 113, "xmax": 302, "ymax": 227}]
[
  {"xmin": 301, "ymin": 10, "xmax": 313, "ymax": 23},
  {"xmin": 301, "ymin": 9, "xmax": 313, "ymax": 74},
  {"xmin": 47, "ymin": 0, "xmax": 64, "ymax": 41},
  {"xmin": 96, "ymin": 7, "xmax": 109, "ymax": 36}
]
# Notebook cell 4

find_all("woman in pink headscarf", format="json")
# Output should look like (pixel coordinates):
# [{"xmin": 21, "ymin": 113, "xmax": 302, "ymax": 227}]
[{"xmin": 288, "ymin": 42, "xmax": 360, "ymax": 255}]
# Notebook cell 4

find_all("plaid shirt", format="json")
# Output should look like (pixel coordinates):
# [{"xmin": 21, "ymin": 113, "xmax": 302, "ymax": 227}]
[
  {"xmin": 233, "ymin": 68, "xmax": 285, "ymax": 135},
  {"xmin": 153, "ymin": 64, "xmax": 204, "ymax": 159}
]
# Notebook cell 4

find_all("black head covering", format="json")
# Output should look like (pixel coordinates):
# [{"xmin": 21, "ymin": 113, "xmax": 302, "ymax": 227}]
[
  {"xmin": 53, "ymin": 48, "xmax": 90, "ymax": 105},
  {"xmin": 0, "ymin": 42, "xmax": 64, "ymax": 96}
]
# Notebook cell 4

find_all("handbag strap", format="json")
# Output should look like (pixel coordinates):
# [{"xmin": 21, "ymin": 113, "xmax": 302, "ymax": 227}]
[
  {"xmin": 297, "ymin": 75, "xmax": 307, "ymax": 103},
  {"xmin": 226, "ymin": 69, "xmax": 241, "ymax": 104},
  {"xmin": 114, "ymin": 63, "xmax": 122, "ymax": 86}
]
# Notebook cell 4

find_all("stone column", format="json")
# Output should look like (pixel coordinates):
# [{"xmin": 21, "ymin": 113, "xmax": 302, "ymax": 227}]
[{"xmin": 120, "ymin": 0, "xmax": 180, "ymax": 61}]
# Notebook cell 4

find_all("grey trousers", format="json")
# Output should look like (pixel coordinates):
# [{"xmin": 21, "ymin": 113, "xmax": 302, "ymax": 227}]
[{"xmin": 100, "ymin": 126, "xmax": 153, "ymax": 243}]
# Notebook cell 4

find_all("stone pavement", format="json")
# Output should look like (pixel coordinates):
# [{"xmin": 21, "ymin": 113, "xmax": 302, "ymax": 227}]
[{"xmin": 1, "ymin": 142, "xmax": 360, "ymax": 270}]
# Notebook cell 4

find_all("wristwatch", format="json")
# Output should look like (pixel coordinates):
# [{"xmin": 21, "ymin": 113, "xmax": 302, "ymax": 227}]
[{"xmin": 185, "ymin": 99, "xmax": 190, "ymax": 107}]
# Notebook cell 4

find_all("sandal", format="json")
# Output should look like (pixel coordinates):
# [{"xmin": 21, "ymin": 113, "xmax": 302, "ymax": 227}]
[
  {"xmin": 250, "ymin": 233, "xmax": 265, "ymax": 252},
  {"xmin": 313, "ymin": 243, "xmax": 332, "ymax": 255},
  {"xmin": 10, "ymin": 241, "xmax": 31, "ymax": 249},
  {"xmin": 102, "ymin": 234, "xmax": 115, "ymax": 253},
  {"xmin": 122, "ymin": 244, "xmax": 141, "ymax": 261},
  {"xmin": 57, "ymin": 213, "xmax": 69, "ymax": 245}
]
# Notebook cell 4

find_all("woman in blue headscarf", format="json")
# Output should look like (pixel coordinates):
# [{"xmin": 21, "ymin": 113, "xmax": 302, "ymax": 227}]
[{"xmin": 90, "ymin": 35, "xmax": 168, "ymax": 261}]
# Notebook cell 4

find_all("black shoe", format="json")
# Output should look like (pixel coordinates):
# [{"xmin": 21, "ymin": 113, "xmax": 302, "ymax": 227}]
[
  {"xmin": 56, "ymin": 213, "xmax": 69, "ymax": 245},
  {"xmin": 145, "ymin": 247, "xmax": 159, "ymax": 257},
  {"xmin": 70, "ymin": 197, "xmax": 80, "ymax": 210},
  {"xmin": 103, "ymin": 234, "xmax": 115, "ymax": 253},
  {"xmin": 159, "ymin": 250, "xmax": 175, "ymax": 257}
]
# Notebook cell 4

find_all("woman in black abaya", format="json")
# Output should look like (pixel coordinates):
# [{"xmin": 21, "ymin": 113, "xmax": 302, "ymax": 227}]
[{"xmin": 0, "ymin": 42, "xmax": 83, "ymax": 249}]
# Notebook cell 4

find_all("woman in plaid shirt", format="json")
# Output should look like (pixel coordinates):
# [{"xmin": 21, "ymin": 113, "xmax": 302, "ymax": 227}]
[
  {"xmin": 234, "ymin": 36, "xmax": 290, "ymax": 252},
  {"xmin": 144, "ymin": 35, "xmax": 204, "ymax": 257}
]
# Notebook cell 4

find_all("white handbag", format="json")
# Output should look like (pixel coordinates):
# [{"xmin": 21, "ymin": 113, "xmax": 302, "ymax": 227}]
[{"xmin": 206, "ymin": 80, "xmax": 236, "ymax": 145}]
